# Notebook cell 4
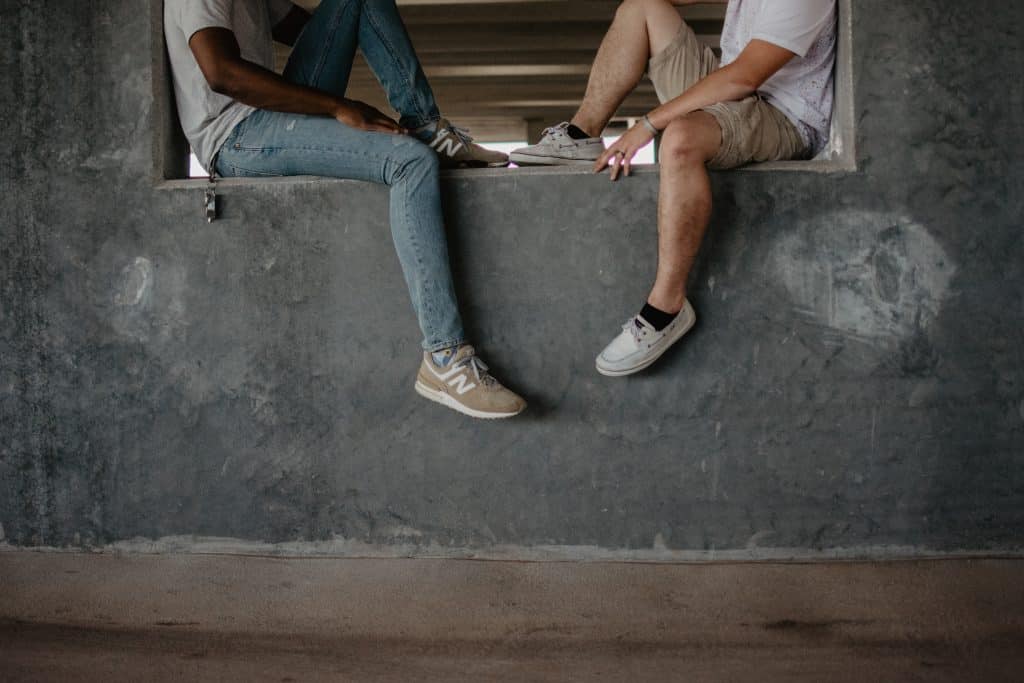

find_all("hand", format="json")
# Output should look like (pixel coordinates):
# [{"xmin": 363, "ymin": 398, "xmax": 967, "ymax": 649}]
[
  {"xmin": 334, "ymin": 99, "xmax": 407, "ymax": 135},
  {"xmin": 593, "ymin": 123, "xmax": 655, "ymax": 180}
]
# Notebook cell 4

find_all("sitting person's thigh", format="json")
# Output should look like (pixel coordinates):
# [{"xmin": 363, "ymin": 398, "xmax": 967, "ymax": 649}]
[
  {"xmin": 700, "ymin": 97, "xmax": 810, "ymax": 170},
  {"xmin": 216, "ymin": 110, "xmax": 432, "ymax": 183},
  {"xmin": 647, "ymin": 23, "xmax": 720, "ymax": 105}
]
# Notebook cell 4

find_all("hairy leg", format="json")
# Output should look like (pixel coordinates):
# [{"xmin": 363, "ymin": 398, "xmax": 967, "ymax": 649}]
[
  {"xmin": 647, "ymin": 112, "xmax": 722, "ymax": 314},
  {"xmin": 571, "ymin": 0, "xmax": 684, "ymax": 137}
]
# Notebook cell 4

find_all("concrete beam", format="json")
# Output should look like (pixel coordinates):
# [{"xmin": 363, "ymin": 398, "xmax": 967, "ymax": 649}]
[{"xmin": 271, "ymin": 1, "xmax": 725, "ymax": 144}]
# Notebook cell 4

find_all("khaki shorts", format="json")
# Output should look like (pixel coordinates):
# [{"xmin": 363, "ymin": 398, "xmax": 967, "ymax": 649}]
[{"xmin": 647, "ymin": 24, "xmax": 810, "ymax": 169}]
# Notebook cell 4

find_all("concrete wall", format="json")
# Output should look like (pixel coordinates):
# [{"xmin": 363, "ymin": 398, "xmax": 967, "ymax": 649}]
[{"xmin": 1, "ymin": 0, "xmax": 1022, "ymax": 557}]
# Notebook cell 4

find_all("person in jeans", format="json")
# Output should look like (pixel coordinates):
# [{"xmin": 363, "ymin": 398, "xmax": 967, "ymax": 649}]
[
  {"xmin": 164, "ymin": 0, "xmax": 525, "ymax": 418},
  {"xmin": 511, "ymin": 0, "xmax": 836, "ymax": 376}
]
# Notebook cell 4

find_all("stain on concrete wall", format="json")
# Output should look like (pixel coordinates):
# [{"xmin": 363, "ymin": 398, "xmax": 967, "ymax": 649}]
[{"xmin": 770, "ymin": 213, "xmax": 954, "ymax": 345}]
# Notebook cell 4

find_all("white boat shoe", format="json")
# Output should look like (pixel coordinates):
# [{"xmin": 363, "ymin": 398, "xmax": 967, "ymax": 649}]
[
  {"xmin": 596, "ymin": 300, "xmax": 697, "ymax": 377},
  {"xmin": 509, "ymin": 122, "xmax": 605, "ymax": 166}
]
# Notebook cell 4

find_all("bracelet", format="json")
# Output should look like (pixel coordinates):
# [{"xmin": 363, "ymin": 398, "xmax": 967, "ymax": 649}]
[{"xmin": 641, "ymin": 114, "xmax": 661, "ymax": 135}]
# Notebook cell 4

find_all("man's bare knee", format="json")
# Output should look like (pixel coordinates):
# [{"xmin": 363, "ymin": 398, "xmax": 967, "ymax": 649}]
[
  {"xmin": 616, "ymin": 0, "xmax": 644, "ymax": 17},
  {"xmin": 619, "ymin": 0, "xmax": 684, "ymax": 58},
  {"xmin": 659, "ymin": 116, "xmax": 718, "ymax": 166},
  {"xmin": 612, "ymin": 0, "xmax": 653, "ymax": 30},
  {"xmin": 620, "ymin": 0, "xmax": 675, "ymax": 14}
]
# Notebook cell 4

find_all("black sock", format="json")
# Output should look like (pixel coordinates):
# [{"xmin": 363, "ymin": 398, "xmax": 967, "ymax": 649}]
[
  {"xmin": 639, "ymin": 303, "xmax": 678, "ymax": 331},
  {"xmin": 566, "ymin": 124, "xmax": 593, "ymax": 140}
]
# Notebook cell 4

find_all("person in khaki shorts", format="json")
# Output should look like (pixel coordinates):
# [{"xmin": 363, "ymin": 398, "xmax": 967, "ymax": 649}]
[{"xmin": 511, "ymin": 0, "xmax": 836, "ymax": 376}]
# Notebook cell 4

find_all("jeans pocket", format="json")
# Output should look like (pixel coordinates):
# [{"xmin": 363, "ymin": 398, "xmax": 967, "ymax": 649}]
[{"xmin": 222, "ymin": 160, "xmax": 281, "ymax": 178}]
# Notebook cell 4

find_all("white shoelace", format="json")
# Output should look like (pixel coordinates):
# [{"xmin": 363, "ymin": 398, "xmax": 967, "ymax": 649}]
[
  {"xmin": 541, "ymin": 122, "xmax": 571, "ymax": 142},
  {"xmin": 624, "ymin": 317, "xmax": 651, "ymax": 346},
  {"xmin": 451, "ymin": 353, "xmax": 495, "ymax": 386}
]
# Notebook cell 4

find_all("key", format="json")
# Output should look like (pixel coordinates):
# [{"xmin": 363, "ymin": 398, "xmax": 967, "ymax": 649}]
[{"xmin": 205, "ymin": 185, "xmax": 217, "ymax": 223}]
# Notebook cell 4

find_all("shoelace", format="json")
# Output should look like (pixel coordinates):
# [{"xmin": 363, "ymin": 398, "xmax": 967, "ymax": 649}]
[
  {"xmin": 541, "ymin": 122, "xmax": 571, "ymax": 141},
  {"xmin": 624, "ymin": 317, "xmax": 650, "ymax": 345},
  {"xmin": 443, "ymin": 124, "xmax": 474, "ymax": 145},
  {"xmin": 451, "ymin": 353, "xmax": 495, "ymax": 387}
]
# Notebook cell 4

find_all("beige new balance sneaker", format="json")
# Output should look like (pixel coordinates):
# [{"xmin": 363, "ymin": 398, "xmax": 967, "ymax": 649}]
[
  {"xmin": 423, "ymin": 119, "xmax": 509, "ymax": 169},
  {"xmin": 415, "ymin": 345, "xmax": 526, "ymax": 419}
]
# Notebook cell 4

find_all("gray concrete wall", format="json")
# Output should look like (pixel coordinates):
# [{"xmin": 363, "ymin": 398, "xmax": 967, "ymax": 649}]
[{"xmin": 1, "ymin": 0, "xmax": 1022, "ymax": 556}]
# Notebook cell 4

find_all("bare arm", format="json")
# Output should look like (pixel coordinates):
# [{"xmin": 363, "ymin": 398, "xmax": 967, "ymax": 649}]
[
  {"xmin": 669, "ymin": 0, "xmax": 730, "ymax": 5},
  {"xmin": 595, "ymin": 39, "xmax": 795, "ymax": 177},
  {"xmin": 188, "ymin": 27, "xmax": 404, "ymax": 134},
  {"xmin": 647, "ymin": 39, "xmax": 796, "ymax": 129}
]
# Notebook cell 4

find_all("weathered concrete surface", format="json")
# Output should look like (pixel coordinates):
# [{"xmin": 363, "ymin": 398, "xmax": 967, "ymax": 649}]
[
  {"xmin": 2, "ymin": 553, "xmax": 1023, "ymax": 681},
  {"xmin": 1, "ymin": 0, "xmax": 1023, "ymax": 556}
]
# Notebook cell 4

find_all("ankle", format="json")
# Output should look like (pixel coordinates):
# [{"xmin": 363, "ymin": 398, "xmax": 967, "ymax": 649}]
[
  {"xmin": 411, "ymin": 118, "xmax": 442, "ymax": 140},
  {"xmin": 646, "ymin": 291, "xmax": 686, "ymax": 315},
  {"xmin": 639, "ymin": 302, "xmax": 677, "ymax": 331},
  {"xmin": 429, "ymin": 344, "xmax": 460, "ymax": 368},
  {"xmin": 568, "ymin": 117, "xmax": 599, "ymax": 139}
]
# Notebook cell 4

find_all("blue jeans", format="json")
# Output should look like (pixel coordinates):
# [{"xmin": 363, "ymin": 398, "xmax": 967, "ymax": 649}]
[{"xmin": 216, "ymin": 0, "xmax": 463, "ymax": 352}]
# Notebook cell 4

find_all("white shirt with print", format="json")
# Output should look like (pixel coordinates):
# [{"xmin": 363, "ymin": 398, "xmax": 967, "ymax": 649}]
[{"xmin": 719, "ymin": 0, "xmax": 837, "ymax": 154}]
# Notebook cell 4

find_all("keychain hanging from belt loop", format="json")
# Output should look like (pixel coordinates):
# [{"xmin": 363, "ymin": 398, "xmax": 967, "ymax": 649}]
[{"xmin": 204, "ymin": 155, "xmax": 219, "ymax": 223}]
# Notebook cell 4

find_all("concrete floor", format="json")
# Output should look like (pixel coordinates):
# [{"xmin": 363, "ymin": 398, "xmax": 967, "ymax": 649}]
[{"xmin": 2, "ymin": 553, "xmax": 1022, "ymax": 681}]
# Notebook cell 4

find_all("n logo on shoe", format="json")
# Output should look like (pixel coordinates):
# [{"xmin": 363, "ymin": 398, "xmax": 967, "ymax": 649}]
[
  {"xmin": 430, "ymin": 131, "xmax": 464, "ymax": 157},
  {"xmin": 447, "ymin": 374, "xmax": 476, "ymax": 395}
]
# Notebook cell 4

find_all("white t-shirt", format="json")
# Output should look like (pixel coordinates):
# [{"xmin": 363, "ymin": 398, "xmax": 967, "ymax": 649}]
[
  {"xmin": 719, "ymin": 0, "xmax": 837, "ymax": 154},
  {"xmin": 164, "ymin": 0, "xmax": 295, "ymax": 173}
]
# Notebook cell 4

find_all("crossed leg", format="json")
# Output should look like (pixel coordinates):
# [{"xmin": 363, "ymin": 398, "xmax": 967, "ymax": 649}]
[
  {"xmin": 573, "ymin": 0, "xmax": 723, "ymax": 315},
  {"xmin": 283, "ymin": 0, "xmax": 440, "ymax": 129},
  {"xmin": 571, "ymin": 0, "xmax": 684, "ymax": 137}
]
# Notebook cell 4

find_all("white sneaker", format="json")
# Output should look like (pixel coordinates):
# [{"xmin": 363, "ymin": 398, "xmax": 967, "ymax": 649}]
[
  {"xmin": 596, "ymin": 301, "xmax": 697, "ymax": 377},
  {"xmin": 509, "ymin": 122, "xmax": 605, "ymax": 166}
]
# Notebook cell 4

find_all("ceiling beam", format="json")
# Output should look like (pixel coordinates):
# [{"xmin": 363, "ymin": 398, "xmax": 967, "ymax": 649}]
[{"xmin": 280, "ymin": 1, "xmax": 726, "ymax": 142}]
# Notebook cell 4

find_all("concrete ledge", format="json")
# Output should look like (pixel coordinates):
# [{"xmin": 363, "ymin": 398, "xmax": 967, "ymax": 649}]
[
  {"xmin": 154, "ymin": 156, "xmax": 857, "ymax": 191},
  {"xmin": 1, "ymin": 553, "xmax": 1022, "ymax": 681},
  {"xmin": 5, "ymin": 536, "xmax": 1023, "ymax": 563}
]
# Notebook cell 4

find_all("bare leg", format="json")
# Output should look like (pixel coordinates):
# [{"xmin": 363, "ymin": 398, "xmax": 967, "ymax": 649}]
[
  {"xmin": 572, "ymin": 0, "xmax": 684, "ymax": 137},
  {"xmin": 647, "ymin": 112, "xmax": 722, "ymax": 314}
]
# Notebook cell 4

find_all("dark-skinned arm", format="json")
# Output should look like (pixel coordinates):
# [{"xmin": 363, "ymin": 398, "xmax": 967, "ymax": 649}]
[
  {"xmin": 188, "ymin": 26, "xmax": 404, "ymax": 134},
  {"xmin": 272, "ymin": 5, "xmax": 311, "ymax": 47},
  {"xmin": 596, "ymin": 39, "xmax": 797, "ymax": 178}
]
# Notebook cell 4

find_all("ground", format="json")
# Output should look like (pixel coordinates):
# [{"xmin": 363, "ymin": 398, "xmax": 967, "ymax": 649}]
[{"xmin": 2, "ymin": 553, "xmax": 1022, "ymax": 681}]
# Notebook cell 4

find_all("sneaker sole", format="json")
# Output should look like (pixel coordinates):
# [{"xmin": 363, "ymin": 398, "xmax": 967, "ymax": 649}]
[
  {"xmin": 509, "ymin": 153, "xmax": 597, "ymax": 167},
  {"xmin": 595, "ymin": 313, "xmax": 697, "ymax": 377},
  {"xmin": 441, "ymin": 159, "xmax": 510, "ymax": 169},
  {"xmin": 414, "ymin": 380, "xmax": 525, "ymax": 419}
]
